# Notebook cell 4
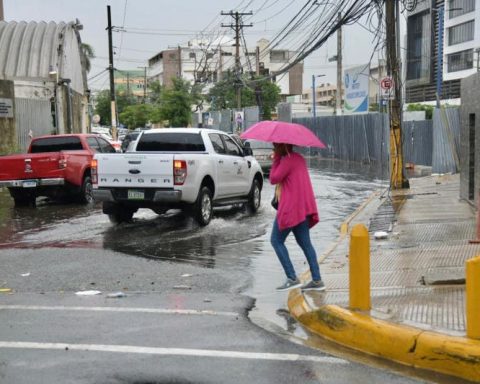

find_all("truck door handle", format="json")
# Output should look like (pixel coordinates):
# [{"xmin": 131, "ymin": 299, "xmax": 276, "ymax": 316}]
[
  {"xmin": 233, "ymin": 161, "xmax": 238, "ymax": 165},
  {"xmin": 218, "ymin": 160, "xmax": 224, "ymax": 164},
  {"xmin": 129, "ymin": 169, "xmax": 141, "ymax": 174}
]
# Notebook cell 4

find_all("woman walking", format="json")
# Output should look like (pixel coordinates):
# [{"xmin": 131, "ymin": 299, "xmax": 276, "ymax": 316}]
[{"xmin": 270, "ymin": 143, "xmax": 325, "ymax": 291}]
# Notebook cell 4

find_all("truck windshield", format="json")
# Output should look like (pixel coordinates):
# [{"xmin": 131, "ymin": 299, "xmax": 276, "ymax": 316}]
[
  {"xmin": 30, "ymin": 137, "xmax": 83, "ymax": 153},
  {"xmin": 136, "ymin": 132, "xmax": 205, "ymax": 152}
]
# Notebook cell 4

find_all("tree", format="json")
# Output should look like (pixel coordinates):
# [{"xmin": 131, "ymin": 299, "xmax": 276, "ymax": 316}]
[
  {"xmin": 406, "ymin": 103, "xmax": 434, "ymax": 120},
  {"xmin": 148, "ymin": 80, "xmax": 163, "ymax": 104},
  {"xmin": 80, "ymin": 43, "xmax": 95, "ymax": 73},
  {"xmin": 208, "ymin": 74, "xmax": 281, "ymax": 120},
  {"xmin": 120, "ymin": 104, "xmax": 156, "ymax": 129},
  {"xmin": 94, "ymin": 90, "xmax": 137, "ymax": 126},
  {"xmin": 158, "ymin": 77, "xmax": 203, "ymax": 127}
]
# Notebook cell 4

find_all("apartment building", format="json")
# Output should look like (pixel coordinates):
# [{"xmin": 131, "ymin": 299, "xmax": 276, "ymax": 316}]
[
  {"xmin": 147, "ymin": 38, "xmax": 303, "ymax": 98},
  {"xmin": 405, "ymin": 0, "xmax": 478, "ymax": 103}
]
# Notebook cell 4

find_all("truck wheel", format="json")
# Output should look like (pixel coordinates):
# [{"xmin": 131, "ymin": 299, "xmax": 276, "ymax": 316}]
[
  {"xmin": 247, "ymin": 179, "xmax": 261, "ymax": 213},
  {"xmin": 104, "ymin": 203, "xmax": 135, "ymax": 224},
  {"xmin": 10, "ymin": 189, "xmax": 36, "ymax": 208},
  {"xmin": 108, "ymin": 209, "xmax": 134, "ymax": 224},
  {"xmin": 13, "ymin": 195, "xmax": 36, "ymax": 207},
  {"xmin": 80, "ymin": 176, "xmax": 95, "ymax": 204},
  {"xmin": 193, "ymin": 186, "xmax": 212, "ymax": 226}
]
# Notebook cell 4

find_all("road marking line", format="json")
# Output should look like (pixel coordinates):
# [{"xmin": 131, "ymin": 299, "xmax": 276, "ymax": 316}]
[
  {"xmin": 0, "ymin": 341, "xmax": 348, "ymax": 364},
  {"xmin": 0, "ymin": 305, "xmax": 238, "ymax": 317}
]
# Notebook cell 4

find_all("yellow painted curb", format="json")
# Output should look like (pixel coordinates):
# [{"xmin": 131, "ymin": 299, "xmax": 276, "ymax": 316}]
[{"xmin": 288, "ymin": 290, "xmax": 480, "ymax": 382}]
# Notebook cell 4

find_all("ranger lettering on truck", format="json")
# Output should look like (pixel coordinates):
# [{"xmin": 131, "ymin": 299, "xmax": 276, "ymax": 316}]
[{"xmin": 92, "ymin": 128, "xmax": 264, "ymax": 226}]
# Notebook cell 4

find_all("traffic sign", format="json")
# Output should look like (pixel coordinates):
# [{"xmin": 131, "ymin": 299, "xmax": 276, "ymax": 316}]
[
  {"xmin": 380, "ymin": 76, "xmax": 395, "ymax": 100},
  {"xmin": 380, "ymin": 77, "xmax": 393, "ymax": 90}
]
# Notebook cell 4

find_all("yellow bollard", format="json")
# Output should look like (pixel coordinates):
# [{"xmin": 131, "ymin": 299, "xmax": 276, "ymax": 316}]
[
  {"xmin": 349, "ymin": 223, "xmax": 371, "ymax": 311},
  {"xmin": 466, "ymin": 256, "xmax": 480, "ymax": 339}
]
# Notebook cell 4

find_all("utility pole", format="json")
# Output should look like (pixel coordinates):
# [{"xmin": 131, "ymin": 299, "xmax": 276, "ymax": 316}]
[
  {"xmin": 336, "ymin": 12, "xmax": 342, "ymax": 115},
  {"xmin": 107, "ymin": 5, "xmax": 117, "ymax": 140},
  {"xmin": 221, "ymin": 11, "xmax": 253, "ymax": 109},
  {"xmin": 386, "ymin": 0, "xmax": 408, "ymax": 189},
  {"xmin": 0, "ymin": 0, "xmax": 4, "ymax": 21},
  {"xmin": 218, "ymin": 48, "xmax": 223, "ymax": 82},
  {"xmin": 137, "ymin": 66, "xmax": 148, "ymax": 103}
]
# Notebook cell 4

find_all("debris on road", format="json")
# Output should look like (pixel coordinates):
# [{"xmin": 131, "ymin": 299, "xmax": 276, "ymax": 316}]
[
  {"xmin": 75, "ymin": 290, "xmax": 102, "ymax": 296},
  {"xmin": 374, "ymin": 231, "xmax": 388, "ymax": 240},
  {"xmin": 106, "ymin": 291, "xmax": 127, "ymax": 298},
  {"xmin": 173, "ymin": 285, "xmax": 192, "ymax": 290}
]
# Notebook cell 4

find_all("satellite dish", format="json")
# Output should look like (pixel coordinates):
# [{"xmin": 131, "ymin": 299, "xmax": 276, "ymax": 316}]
[{"xmin": 92, "ymin": 114, "xmax": 101, "ymax": 124}]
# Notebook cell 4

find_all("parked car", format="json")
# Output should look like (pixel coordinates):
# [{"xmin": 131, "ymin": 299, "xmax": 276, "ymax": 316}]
[
  {"xmin": 98, "ymin": 133, "xmax": 121, "ymax": 152},
  {"xmin": 244, "ymin": 139, "xmax": 273, "ymax": 175},
  {"xmin": 120, "ymin": 131, "xmax": 141, "ymax": 152},
  {"xmin": 0, "ymin": 134, "xmax": 116, "ymax": 207},
  {"xmin": 92, "ymin": 128, "xmax": 263, "ymax": 225}
]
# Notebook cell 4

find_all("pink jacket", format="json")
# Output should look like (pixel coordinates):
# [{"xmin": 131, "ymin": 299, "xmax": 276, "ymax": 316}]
[{"xmin": 269, "ymin": 152, "xmax": 319, "ymax": 231}]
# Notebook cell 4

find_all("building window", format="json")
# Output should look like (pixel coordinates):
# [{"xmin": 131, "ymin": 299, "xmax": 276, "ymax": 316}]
[
  {"xmin": 448, "ymin": 20, "xmax": 474, "ymax": 45},
  {"xmin": 449, "ymin": 0, "xmax": 475, "ymax": 19},
  {"xmin": 406, "ymin": 11, "xmax": 431, "ymax": 81},
  {"xmin": 447, "ymin": 49, "xmax": 473, "ymax": 72},
  {"xmin": 270, "ymin": 50, "xmax": 287, "ymax": 61}
]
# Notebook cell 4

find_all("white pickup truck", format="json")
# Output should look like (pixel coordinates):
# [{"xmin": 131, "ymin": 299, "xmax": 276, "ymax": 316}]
[{"xmin": 92, "ymin": 128, "xmax": 264, "ymax": 225}]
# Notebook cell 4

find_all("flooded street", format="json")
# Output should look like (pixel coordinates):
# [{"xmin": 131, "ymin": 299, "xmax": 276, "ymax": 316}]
[
  {"xmin": 0, "ymin": 159, "xmax": 386, "ymax": 330},
  {"xmin": 0, "ymin": 159, "xmax": 386, "ymax": 265}
]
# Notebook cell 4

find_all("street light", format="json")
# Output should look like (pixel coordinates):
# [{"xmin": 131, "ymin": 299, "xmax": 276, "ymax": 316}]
[{"xmin": 312, "ymin": 74, "xmax": 325, "ymax": 118}]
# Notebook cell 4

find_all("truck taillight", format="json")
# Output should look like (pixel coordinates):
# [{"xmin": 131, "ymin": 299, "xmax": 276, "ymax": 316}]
[
  {"xmin": 174, "ymin": 160, "xmax": 187, "ymax": 185},
  {"xmin": 59, "ymin": 156, "xmax": 67, "ymax": 169},
  {"xmin": 91, "ymin": 159, "xmax": 98, "ymax": 184}
]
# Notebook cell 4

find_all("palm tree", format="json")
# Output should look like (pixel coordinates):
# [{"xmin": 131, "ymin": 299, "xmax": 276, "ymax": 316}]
[{"xmin": 80, "ymin": 43, "xmax": 95, "ymax": 73}]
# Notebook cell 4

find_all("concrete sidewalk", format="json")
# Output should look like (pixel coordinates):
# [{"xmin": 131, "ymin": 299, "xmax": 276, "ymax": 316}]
[{"xmin": 288, "ymin": 174, "xmax": 480, "ymax": 382}]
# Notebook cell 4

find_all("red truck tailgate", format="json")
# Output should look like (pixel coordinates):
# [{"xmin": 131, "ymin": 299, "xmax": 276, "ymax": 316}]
[{"xmin": 0, "ymin": 153, "xmax": 64, "ymax": 181}]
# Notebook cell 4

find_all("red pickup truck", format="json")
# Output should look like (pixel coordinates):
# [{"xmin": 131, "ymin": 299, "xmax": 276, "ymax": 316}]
[{"xmin": 0, "ymin": 134, "xmax": 117, "ymax": 207}]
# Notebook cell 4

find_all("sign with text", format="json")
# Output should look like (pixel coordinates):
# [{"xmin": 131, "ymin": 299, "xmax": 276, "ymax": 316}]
[
  {"xmin": 344, "ymin": 64, "xmax": 370, "ymax": 113},
  {"xmin": 380, "ymin": 76, "xmax": 395, "ymax": 100},
  {"xmin": 0, "ymin": 98, "xmax": 13, "ymax": 118}
]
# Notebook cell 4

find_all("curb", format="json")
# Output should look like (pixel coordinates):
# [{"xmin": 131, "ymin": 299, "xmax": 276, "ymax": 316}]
[
  {"xmin": 288, "ymin": 290, "xmax": 480, "ymax": 382},
  {"xmin": 288, "ymin": 185, "xmax": 480, "ymax": 382}
]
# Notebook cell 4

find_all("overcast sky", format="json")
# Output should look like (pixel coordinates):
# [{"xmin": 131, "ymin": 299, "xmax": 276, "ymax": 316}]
[{"xmin": 5, "ymin": 0, "xmax": 391, "ymax": 92}]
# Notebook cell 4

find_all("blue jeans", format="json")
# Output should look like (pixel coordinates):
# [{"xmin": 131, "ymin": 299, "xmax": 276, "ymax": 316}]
[{"xmin": 271, "ymin": 218, "xmax": 321, "ymax": 282}]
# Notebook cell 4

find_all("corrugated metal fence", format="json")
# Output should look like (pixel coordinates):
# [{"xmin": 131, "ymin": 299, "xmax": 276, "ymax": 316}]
[
  {"xmin": 402, "ymin": 119, "xmax": 433, "ymax": 167},
  {"xmin": 198, "ymin": 106, "xmax": 458, "ymax": 175},
  {"xmin": 293, "ymin": 113, "xmax": 390, "ymax": 164},
  {"xmin": 15, "ymin": 98, "xmax": 54, "ymax": 151},
  {"xmin": 432, "ymin": 107, "xmax": 460, "ymax": 174}
]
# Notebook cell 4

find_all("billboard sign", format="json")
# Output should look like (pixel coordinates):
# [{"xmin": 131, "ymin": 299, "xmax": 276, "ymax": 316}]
[{"xmin": 344, "ymin": 64, "xmax": 370, "ymax": 113}]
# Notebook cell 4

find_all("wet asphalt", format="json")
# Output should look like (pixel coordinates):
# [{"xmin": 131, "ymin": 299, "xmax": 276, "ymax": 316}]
[{"xmin": 0, "ymin": 159, "xmax": 432, "ymax": 383}]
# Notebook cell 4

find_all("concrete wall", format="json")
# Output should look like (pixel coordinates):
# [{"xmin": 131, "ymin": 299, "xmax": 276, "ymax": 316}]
[
  {"xmin": 0, "ymin": 80, "xmax": 16, "ymax": 154},
  {"xmin": 460, "ymin": 73, "xmax": 480, "ymax": 205}
]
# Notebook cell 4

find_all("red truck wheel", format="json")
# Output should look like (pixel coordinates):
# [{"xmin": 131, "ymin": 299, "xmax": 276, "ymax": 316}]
[
  {"xmin": 80, "ymin": 176, "xmax": 95, "ymax": 204},
  {"xmin": 9, "ymin": 189, "xmax": 36, "ymax": 208}
]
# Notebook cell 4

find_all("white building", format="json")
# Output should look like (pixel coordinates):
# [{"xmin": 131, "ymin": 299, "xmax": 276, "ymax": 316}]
[
  {"xmin": 405, "ymin": 0, "xmax": 478, "ymax": 103},
  {"xmin": 443, "ymin": 0, "xmax": 479, "ymax": 82}
]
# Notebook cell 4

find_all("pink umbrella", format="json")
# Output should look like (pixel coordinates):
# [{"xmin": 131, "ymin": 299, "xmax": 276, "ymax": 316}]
[{"xmin": 240, "ymin": 120, "xmax": 326, "ymax": 148}]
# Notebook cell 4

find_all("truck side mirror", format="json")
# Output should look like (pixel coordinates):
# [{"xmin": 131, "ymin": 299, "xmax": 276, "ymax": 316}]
[{"xmin": 243, "ymin": 147, "xmax": 253, "ymax": 156}]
